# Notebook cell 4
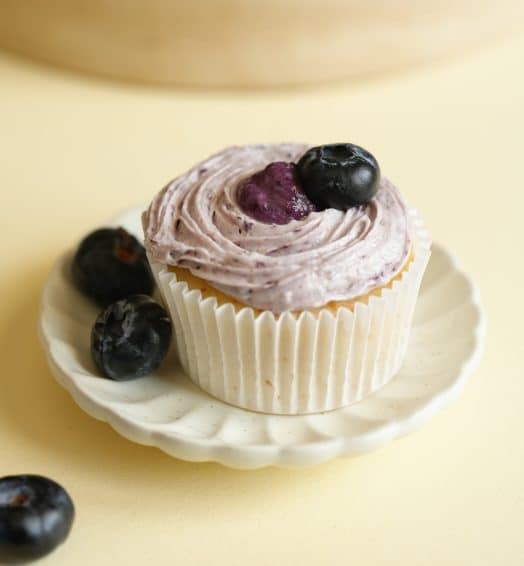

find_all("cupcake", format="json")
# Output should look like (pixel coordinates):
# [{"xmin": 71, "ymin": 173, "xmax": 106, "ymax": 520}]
[{"xmin": 142, "ymin": 143, "xmax": 431, "ymax": 414}]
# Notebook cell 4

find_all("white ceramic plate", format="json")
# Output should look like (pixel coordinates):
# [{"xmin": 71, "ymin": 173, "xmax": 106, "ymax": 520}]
[{"xmin": 39, "ymin": 207, "xmax": 485, "ymax": 469}]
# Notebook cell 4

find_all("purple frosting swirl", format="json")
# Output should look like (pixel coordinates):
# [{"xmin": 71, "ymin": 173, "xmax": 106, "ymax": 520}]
[{"xmin": 143, "ymin": 144, "xmax": 412, "ymax": 312}]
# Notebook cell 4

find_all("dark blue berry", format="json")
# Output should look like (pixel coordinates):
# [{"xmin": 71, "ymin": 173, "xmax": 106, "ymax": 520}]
[
  {"xmin": 72, "ymin": 227, "xmax": 155, "ymax": 308},
  {"xmin": 297, "ymin": 143, "xmax": 380, "ymax": 211},
  {"xmin": 0, "ymin": 475, "xmax": 74, "ymax": 563},
  {"xmin": 91, "ymin": 294, "xmax": 172, "ymax": 380}
]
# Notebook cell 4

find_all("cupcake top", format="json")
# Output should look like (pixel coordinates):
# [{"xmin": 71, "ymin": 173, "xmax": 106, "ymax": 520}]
[{"xmin": 143, "ymin": 143, "xmax": 412, "ymax": 312}]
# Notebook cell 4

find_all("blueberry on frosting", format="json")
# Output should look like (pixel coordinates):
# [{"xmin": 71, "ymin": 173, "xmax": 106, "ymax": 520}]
[
  {"xmin": 297, "ymin": 143, "xmax": 380, "ymax": 211},
  {"xmin": 237, "ymin": 162, "xmax": 316, "ymax": 225}
]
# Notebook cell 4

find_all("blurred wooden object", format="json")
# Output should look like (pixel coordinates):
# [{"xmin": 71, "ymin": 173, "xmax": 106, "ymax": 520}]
[{"xmin": 0, "ymin": 0, "xmax": 523, "ymax": 87}]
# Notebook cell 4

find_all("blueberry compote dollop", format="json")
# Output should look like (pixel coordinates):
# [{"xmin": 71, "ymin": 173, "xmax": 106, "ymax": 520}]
[
  {"xmin": 0, "ymin": 475, "xmax": 74, "ymax": 563},
  {"xmin": 91, "ymin": 294, "xmax": 172, "ymax": 381},
  {"xmin": 237, "ymin": 162, "xmax": 316, "ymax": 225},
  {"xmin": 72, "ymin": 227, "xmax": 155, "ymax": 308}
]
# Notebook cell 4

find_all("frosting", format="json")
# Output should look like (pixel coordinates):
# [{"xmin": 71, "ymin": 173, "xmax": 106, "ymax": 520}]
[{"xmin": 143, "ymin": 144, "xmax": 412, "ymax": 312}]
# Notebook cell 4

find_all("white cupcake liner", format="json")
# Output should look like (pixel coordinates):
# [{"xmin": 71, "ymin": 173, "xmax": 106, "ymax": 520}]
[{"xmin": 149, "ymin": 209, "xmax": 431, "ymax": 415}]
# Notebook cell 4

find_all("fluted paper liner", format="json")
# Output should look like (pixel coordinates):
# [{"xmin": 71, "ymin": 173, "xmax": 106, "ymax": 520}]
[{"xmin": 149, "ymin": 209, "xmax": 431, "ymax": 415}]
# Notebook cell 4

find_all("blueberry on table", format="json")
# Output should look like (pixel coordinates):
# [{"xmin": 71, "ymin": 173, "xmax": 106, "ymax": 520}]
[
  {"xmin": 297, "ymin": 143, "xmax": 380, "ymax": 211},
  {"xmin": 91, "ymin": 294, "xmax": 172, "ymax": 380},
  {"xmin": 72, "ymin": 227, "xmax": 155, "ymax": 308},
  {"xmin": 0, "ymin": 475, "xmax": 74, "ymax": 563}
]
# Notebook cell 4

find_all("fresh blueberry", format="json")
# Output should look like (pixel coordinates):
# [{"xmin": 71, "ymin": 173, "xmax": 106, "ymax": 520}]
[
  {"xmin": 296, "ymin": 143, "xmax": 380, "ymax": 211},
  {"xmin": 237, "ymin": 162, "xmax": 316, "ymax": 224},
  {"xmin": 72, "ymin": 227, "xmax": 155, "ymax": 308},
  {"xmin": 91, "ymin": 294, "xmax": 172, "ymax": 380},
  {"xmin": 0, "ymin": 475, "xmax": 74, "ymax": 563}
]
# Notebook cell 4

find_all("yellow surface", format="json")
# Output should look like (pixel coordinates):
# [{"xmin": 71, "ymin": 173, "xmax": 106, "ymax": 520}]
[{"xmin": 1, "ymin": 35, "xmax": 524, "ymax": 565}]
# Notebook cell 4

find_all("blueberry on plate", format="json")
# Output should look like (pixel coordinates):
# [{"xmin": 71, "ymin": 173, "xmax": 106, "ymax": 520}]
[
  {"xmin": 0, "ymin": 475, "xmax": 74, "ymax": 564},
  {"xmin": 91, "ymin": 294, "xmax": 172, "ymax": 380},
  {"xmin": 72, "ymin": 227, "xmax": 155, "ymax": 308},
  {"xmin": 296, "ymin": 143, "xmax": 380, "ymax": 211}
]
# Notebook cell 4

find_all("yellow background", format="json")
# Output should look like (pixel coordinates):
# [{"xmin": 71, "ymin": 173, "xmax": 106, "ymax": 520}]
[{"xmin": 1, "ymin": 33, "xmax": 523, "ymax": 565}]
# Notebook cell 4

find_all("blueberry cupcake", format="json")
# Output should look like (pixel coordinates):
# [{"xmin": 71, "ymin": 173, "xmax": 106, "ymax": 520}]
[{"xmin": 142, "ymin": 143, "xmax": 431, "ymax": 414}]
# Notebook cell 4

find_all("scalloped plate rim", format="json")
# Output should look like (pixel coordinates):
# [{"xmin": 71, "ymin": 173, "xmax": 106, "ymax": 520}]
[{"xmin": 38, "ymin": 207, "xmax": 486, "ymax": 469}]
